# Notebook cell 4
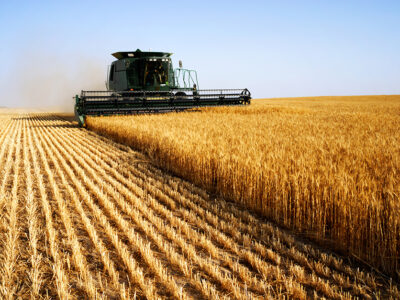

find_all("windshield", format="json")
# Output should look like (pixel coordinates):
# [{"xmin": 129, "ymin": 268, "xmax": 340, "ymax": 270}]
[
  {"xmin": 126, "ymin": 59, "xmax": 171, "ymax": 88},
  {"xmin": 143, "ymin": 60, "xmax": 169, "ymax": 86}
]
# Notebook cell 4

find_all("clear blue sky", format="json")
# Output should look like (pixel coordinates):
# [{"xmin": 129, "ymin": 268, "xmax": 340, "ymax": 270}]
[{"xmin": 0, "ymin": 0, "xmax": 399, "ymax": 109}]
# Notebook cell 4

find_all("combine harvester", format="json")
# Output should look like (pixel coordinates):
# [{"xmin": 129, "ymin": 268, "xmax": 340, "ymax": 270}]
[{"xmin": 74, "ymin": 49, "xmax": 251, "ymax": 126}]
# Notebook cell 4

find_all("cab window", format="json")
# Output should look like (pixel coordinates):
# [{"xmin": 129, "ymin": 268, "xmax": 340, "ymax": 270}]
[{"xmin": 109, "ymin": 64, "xmax": 115, "ymax": 81}]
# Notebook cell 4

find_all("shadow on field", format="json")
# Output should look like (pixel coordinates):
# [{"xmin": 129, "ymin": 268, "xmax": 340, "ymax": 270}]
[
  {"xmin": 31, "ymin": 123, "xmax": 78, "ymax": 128},
  {"xmin": 14, "ymin": 114, "xmax": 79, "ymax": 128},
  {"xmin": 13, "ymin": 115, "xmax": 61, "ymax": 121}
]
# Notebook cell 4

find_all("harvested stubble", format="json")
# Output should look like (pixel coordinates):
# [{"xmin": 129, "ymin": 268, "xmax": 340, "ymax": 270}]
[
  {"xmin": 86, "ymin": 95, "xmax": 400, "ymax": 279},
  {"xmin": 0, "ymin": 111, "xmax": 397, "ymax": 299}
]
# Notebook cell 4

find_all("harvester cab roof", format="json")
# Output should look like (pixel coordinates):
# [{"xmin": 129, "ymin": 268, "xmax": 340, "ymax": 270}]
[
  {"xmin": 111, "ymin": 49, "xmax": 172, "ymax": 60},
  {"xmin": 74, "ymin": 49, "xmax": 251, "ymax": 127}
]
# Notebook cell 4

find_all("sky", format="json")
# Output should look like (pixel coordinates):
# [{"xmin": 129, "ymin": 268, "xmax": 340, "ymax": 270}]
[{"xmin": 0, "ymin": 0, "xmax": 399, "ymax": 111}]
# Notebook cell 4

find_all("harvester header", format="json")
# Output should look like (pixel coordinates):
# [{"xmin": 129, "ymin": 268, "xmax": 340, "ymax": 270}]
[{"xmin": 74, "ymin": 49, "xmax": 251, "ymax": 126}]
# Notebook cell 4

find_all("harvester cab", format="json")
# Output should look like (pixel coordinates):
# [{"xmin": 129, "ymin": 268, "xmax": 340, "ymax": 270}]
[
  {"xmin": 107, "ymin": 50, "xmax": 176, "ymax": 92},
  {"xmin": 74, "ymin": 49, "xmax": 251, "ymax": 127}
]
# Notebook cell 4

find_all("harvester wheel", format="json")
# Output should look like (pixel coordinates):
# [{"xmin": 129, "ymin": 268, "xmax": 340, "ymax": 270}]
[
  {"xmin": 175, "ymin": 92, "xmax": 187, "ymax": 100},
  {"xmin": 241, "ymin": 89, "xmax": 251, "ymax": 104}
]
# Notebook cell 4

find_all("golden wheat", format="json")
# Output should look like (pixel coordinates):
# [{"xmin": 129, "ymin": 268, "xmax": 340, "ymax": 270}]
[
  {"xmin": 0, "ymin": 110, "xmax": 397, "ymax": 298},
  {"xmin": 0, "ymin": 119, "xmax": 22, "ymax": 299},
  {"xmin": 37, "ymin": 120, "xmax": 187, "ymax": 299},
  {"xmin": 28, "ymin": 118, "xmax": 72, "ymax": 299},
  {"xmin": 87, "ymin": 95, "xmax": 400, "ymax": 279},
  {"xmin": 33, "ymin": 126, "xmax": 103, "ymax": 299},
  {"xmin": 23, "ymin": 117, "xmax": 43, "ymax": 298},
  {"xmin": 52, "ymin": 122, "xmax": 261, "ymax": 297}
]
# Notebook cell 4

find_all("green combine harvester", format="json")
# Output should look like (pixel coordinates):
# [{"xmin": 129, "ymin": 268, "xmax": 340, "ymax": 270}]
[{"xmin": 74, "ymin": 49, "xmax": 251, "ymax": 126}]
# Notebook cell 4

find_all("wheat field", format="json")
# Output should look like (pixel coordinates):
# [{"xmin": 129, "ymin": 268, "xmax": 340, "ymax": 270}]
[
  {"xmin": 0, "ymin": 111, "xmax": 396, "ymax": 299},
  {"xmin": 86, "ymin": 95, "xmax": 400, "ymax": 281},
  {"xmin": 0, "ymin": 109, "xmax": 397, "ymax": 299}
]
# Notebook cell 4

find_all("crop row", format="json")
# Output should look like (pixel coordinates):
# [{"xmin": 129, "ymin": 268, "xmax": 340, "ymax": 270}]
[
  {"xmin": 0, "ymin": 112, "xmax": 396, "ymax": 299},
  {"xmin": 86, "ymin": 95, "xmax": 400, "ymax": 277}
]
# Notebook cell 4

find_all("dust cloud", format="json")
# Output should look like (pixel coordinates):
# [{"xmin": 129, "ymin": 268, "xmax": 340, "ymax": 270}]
[{"xmin": 2, "ymin": 51, "xmax": 106, "ymax": 112}]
